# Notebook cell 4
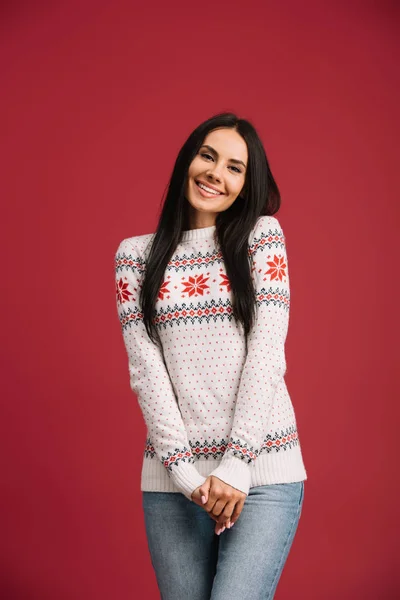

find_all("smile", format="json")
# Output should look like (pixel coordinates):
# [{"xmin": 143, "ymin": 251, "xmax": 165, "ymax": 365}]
[{"xmin": 196, "ymin": 181, "xmax": 223, "ymax": 196}]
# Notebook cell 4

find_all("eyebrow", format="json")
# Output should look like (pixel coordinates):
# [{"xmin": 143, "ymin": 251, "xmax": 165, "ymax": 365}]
[{"xmin": 200, "ymin": 145, "xmax": 247, "ymax": 169}]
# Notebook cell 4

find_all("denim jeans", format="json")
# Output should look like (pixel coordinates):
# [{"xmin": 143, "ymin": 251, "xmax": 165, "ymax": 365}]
[{"xmin": 142, "ymin": 480, "xmax": 304, "ymax": 600}]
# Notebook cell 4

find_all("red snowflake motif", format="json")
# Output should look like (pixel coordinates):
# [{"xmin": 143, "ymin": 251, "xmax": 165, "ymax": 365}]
[
  {"xmin": 265, "ymin": 255, "xmax": 287, "ymax": 281},
  {"xmin": 219, "ymin": 273, "xmax": 231, "ymax": 292},
  {"xmin": 181, "ymin": 274, "xmax": 210, "ymax": 297},
  {"xmin": 116, "ymin": 277, "xmax": 134, "ymax": 304},
  {"xmin": 158, "ymin": 280, "xmax": 171, "ymax": 300}
]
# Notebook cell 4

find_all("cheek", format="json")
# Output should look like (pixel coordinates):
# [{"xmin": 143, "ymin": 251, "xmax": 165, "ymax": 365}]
[
  {"xmin": 226, "ymin": 179, "xmax": 245, "ymax": 197},
  {"xmin": 188, "ymin": 157, "xmax": 202, "ymax": 176},
  {"xmin": 185, "ymin": 164, "xmax": 198, "ymax": 191}
]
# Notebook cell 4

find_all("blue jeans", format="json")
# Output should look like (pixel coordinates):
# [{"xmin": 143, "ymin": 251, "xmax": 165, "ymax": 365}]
[{"xmin": 142, "ymin": 481, "xmax": 305, "ymax": 600}]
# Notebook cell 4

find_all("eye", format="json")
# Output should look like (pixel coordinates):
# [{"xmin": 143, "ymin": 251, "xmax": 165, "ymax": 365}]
[{"xmin": 200, "ymin": 153, "xmax": 242, "ymax": 174}]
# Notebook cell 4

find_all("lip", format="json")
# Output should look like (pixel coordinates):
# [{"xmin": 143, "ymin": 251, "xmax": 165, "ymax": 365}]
[{"xmin": 195, "ymin": 179, "xmax": 224, "ymax": 194}]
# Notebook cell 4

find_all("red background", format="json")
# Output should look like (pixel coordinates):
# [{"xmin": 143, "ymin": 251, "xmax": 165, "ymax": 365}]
[{"xmin": 1, "ymin": 1, "xmax": 399, "ymax": 598}]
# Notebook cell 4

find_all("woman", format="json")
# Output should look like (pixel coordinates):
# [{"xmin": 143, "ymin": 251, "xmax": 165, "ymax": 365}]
[{"xmin": 115, "ymin": 112, "xmax": 307, "ymax": 599}]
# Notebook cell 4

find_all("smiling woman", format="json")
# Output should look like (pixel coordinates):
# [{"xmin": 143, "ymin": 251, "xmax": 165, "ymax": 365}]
[
  {"xmin": 185, "ymin": 129, "xmax": 249, "ymax": 225},
  {"xmin": 115, "ymin": 111, "xmax": 307, "ymax": 600}
]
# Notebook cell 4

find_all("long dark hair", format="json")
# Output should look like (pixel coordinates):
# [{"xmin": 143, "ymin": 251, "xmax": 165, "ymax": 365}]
[{"xmin": 140, "ymin": 112, "xmax": 281, "ymax": 348}]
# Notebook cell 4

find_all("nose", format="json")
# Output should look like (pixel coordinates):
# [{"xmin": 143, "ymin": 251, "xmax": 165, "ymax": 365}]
[{"xmin": 205, "ymin": 164, "xmax": 222, "ymax": 182}]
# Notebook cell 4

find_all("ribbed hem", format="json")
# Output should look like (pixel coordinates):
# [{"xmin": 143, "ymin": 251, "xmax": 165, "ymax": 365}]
[
  {"xmin": 140, "ymin": 444, "xmax": 307, "ymax": 496},
  {"xmin": 208, "ymin": 454, "xmax": 251, "ymax": 495},
  {"xmin": 143, "ymin": 459, "xmax": 207, "ymax": 501},
  {"xmin": 181, "ymin": 225, "xmax": 216, "ymax": 242}
]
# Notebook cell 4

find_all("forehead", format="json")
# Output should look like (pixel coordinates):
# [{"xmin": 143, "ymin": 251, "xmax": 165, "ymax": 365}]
[{"xmin": 202, "ymin": 128, "xmax": 248, "ymax": 162}]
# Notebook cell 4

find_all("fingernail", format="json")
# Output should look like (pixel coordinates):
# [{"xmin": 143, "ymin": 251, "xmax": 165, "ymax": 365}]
[
  {"xmin": 230, "ymin": 522, "xmax": 235, "ymax": 527},
  {"xmin": 201, "ymin": 495, "xmax": 206, "ymax": 504}
]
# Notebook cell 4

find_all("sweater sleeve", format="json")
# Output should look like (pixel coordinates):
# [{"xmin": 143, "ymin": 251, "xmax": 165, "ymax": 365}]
[
  {"xmin": 115, "ymin": 238, "xmax": 207, "ymax": 501},
  {"xmin": 208, "ymin": 216, "xmax": 290, "ymax": 496}
]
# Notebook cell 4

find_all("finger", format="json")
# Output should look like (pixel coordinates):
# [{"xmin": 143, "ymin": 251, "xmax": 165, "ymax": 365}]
[
  {"xmin": 204, "ymin": 497, "xmax": 219, "ymax": 517},
  {"xmin": 202, "ymin": 484, "xmax": 223, "ymax": 515},
  {"xmin": 208, "ymin": 482, "xmax": 233, "ymax": 521},
  {"xmin": 230, "ymin": 498, "xmax": 246, "ymax": 525},
  {"xmin": 199, "ymin": 477, "xmax": 212, "ymax": 504},
  {"xmin": 215, "ymin": 522, "xmax": 226, "ymax": 535},
  {"xmin": 214, "ymin": 500, "xmax": 235, "ymax": 526},
  {"xmin": 207, "ymin": 505, "xmax": 224, "ymax": 524},
  {"xmin": 210, "ymin": 498, "xmax": 228, "ymax": 521},
  {"xmin": 211, "ymin": 494, "xmax": 235, "ymax": 523},
  {"xmin": 220, "ymin": 500, "xmax": 236, "ymax": 527}
]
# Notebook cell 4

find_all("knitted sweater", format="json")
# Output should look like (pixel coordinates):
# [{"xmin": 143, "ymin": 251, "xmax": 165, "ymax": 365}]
[{"xmin": 115, "ymin": 215, "xmax": 307, "ymax": 502}]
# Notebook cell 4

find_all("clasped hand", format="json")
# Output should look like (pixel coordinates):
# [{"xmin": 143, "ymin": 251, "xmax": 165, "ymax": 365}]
[{"xmin": 191, "ymin": 475, "xmax": 246, "ymax": 535}]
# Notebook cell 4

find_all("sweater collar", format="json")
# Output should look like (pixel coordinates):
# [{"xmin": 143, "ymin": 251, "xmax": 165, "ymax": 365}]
[{"xmin": 181, "ymin": 225, "xmax": 216, "ymax": 242}]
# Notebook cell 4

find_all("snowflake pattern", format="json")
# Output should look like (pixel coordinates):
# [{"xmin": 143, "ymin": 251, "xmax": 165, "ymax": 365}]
[
  {"xmin": 265, "ymin": 254, "xmax": 287, "ymax": 281},
  {"xmin": 158, "ymin": 279, "xmax": 171, "ymax": 300},
  {"xmin": 219, "ymin": 272, "xmax": 231, "ymax": 292},
  {"xmin": 116, "ymin": 277, "xmax": 134, "ymax": 304},
  {"xmin": 181, "ymin": 273, "xmax": 210, "ymax": 297},
  {"xmin": 114, "ymin": 216, "xmax": 307, "ymax": 495}
]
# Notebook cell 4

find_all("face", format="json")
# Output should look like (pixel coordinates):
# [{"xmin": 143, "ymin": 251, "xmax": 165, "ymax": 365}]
[{"xmin": 184, "ymin": 128, "xmax": 248, "ymax": 226}]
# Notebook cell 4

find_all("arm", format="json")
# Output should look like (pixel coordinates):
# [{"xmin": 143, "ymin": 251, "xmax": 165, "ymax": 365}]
[
  {"xmin": 115, "ymin": 238, "xmax": 207, "ymax": 501},
  {"xmin": 208, "ymin": 216, "xmax": 290, "ymax": 495}
]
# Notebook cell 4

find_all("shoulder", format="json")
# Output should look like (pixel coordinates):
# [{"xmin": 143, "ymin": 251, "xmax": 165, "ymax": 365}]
[
  {"xmin": 248, "ymin": 215, "xmax": 285, "ymax": 251},
  {"xmin": 253, "ymin": 215, "xmax": 283, "ymax": 234},
  {"xmin": 115, "ymin": 231, "xmax": 155, "ymax": 259}
]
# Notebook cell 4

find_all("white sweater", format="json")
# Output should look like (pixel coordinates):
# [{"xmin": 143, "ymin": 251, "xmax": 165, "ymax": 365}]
[{"xmin": 115, "ymin": 216, "xmax": 307, "ymax": 501}]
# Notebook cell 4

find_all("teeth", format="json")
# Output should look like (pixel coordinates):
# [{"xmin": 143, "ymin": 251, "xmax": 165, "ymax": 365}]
[{"xmin": 197, "ymin": 182, "xmax": 221, "ymax": 195}]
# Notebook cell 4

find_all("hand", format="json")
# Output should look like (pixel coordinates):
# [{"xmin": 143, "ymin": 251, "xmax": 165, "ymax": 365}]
[{"xmin": 191, "ymin": 475, "xmax": 246, "ymax": 535}]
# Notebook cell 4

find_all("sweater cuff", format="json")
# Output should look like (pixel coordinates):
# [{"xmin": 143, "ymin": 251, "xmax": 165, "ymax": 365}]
[
  {"xmin": 169, "ymin": 462, "xmax": 208, "ymax": 501},
  {"xmin": 208, "ymin": 454, "xmax": 251, "ymax": 496}
]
